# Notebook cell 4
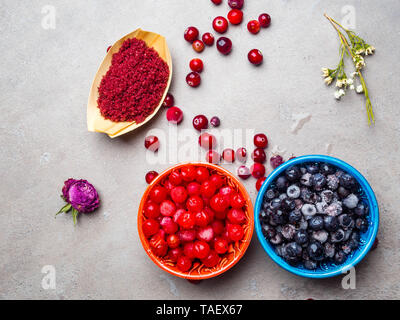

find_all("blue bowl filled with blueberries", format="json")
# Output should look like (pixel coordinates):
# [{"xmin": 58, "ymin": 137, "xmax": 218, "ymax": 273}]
[{"xmin": 254, "ymin": 155, "xmax": 379, "ymax": 278}]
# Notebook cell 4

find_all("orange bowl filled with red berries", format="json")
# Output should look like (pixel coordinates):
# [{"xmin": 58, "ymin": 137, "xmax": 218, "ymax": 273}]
[{"xmin": 138, "ymin": 162, "xmax": 254, "ymax": 280}]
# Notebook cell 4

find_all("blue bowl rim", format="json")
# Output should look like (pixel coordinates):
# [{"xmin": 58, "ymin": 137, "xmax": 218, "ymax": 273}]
[{"xmin": 254, "ymin": 155, "xmax": 379, "ymax": 279}]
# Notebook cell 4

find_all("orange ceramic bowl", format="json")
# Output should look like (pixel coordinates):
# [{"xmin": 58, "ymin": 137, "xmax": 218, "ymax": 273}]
[{"xmin": 138, "ymin": 162, "xmax": 254, "ymax": 280}]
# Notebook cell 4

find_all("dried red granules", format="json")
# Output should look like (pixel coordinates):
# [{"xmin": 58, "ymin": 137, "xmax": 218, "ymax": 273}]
[{"xmin": 97, "ymin": 38, "xmax": 170, "ymax": 123}]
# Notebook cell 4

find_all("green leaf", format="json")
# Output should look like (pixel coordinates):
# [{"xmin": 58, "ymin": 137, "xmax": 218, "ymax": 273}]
[
  {"xmin": 71, "ymin": 209, "xmax": 79, "ymax": 225},
  {"xmin": 55, "ymin": 203, "xmax": 72, "ymax": 217}
]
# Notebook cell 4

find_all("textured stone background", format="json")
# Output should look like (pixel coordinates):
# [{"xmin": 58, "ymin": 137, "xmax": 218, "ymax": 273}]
[{"xmin": 1, "ymin": 0, "xmax": 399, "ymax": 299}]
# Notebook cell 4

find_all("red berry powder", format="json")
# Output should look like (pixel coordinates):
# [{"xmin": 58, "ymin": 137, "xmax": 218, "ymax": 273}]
[{"xmin": 97, "ymin": 38, "xmax": 170, "ymax": 123}]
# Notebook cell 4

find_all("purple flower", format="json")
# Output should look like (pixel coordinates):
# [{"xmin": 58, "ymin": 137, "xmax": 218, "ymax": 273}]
[{"xmin": 57, "ymin": 178, "xmax": 100, "ymax": 224}]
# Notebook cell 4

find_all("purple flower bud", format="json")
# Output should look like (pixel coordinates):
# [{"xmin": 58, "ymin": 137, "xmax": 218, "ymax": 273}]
[{"xmin": 63, "ymin": 179, "xmax": 100, "ymax": 213}]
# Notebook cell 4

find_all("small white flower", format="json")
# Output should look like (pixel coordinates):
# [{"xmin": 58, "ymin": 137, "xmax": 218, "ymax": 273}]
[
  {"xmin": 350, "ymin": 84, "xmax": 355, "ymax": 90},
  {"xmin": 324, "ymin": 76, "xmax": 333, "ymax": 85},
  {"xmin": 356, "ymin": 85, "xmax": 364, "ymax": 93},
  {"xmin": 334, "ymin": 89, "xmax": 346, "ymax": 100},
  {"xmin": 356, "ymin": 48, "xmax": 365, "ymax": 55},
  {"xmin": 321, "ymin": 68, "xmax": 330, "ymax": 77},
  {"xmin": 365, "ymin": 46, "xmax": 375, "ymax": 55},
  {"xmin": 346, "ymin": 78, "xmax": 354, "ymax": 85}
]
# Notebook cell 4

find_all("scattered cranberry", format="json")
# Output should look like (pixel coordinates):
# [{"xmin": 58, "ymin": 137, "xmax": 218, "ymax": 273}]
[
  {"xmin": 192, "ymin": 40, "xmax": 205, "ymax": 53},
  {"xmin": 202, "ymin": 32, "xmax": 215, "ymax": 46},
  {"xmin": 193, "ymin": 115, "xmax": 209, "ymax": 131},
  {"xmin": 186, "ymin": 72, "xmax": 201, "ymax": 87},
  {"xmin": 222, "ymin": 148, "xmax": 235, "ymax": 162},
  {"xmin": 211, "ymin": 0, "xmax": 222, "ymax": 4},
  {"xmin": 251, "ymin": 163, "xmax": 266, "ymax": 179},
  {"xmin": 254, "ymin": 133, "xmax": 268, "ymax": 148},
  {"xmin": 144, "ymin": 135, "xmax": 160, "ymax": 152},
  {"xmin": 227, "ymin": 9, "xmax": 243, "ymax": 25},
  {"xmin": 248, "ymin": 49, "xmax": 263, "ymax": 65},
  {"xmin": 256, "ymin": 177, "xmax": 266, "ymax": 191},
  {"xmin": 162, "ymin": 93, "xmax": 174, "ymax": 108},
  {"xmin": 199, "ymin": 133, "xmax": 217, "ymax": 149},
  {"xmin": 106, "ymin": 45, "xmax": 112, "ymax": 52},
  {"xmin": 216, "ymin": 37, "xmax": 232, "ymax": 55},
  {"xmin": 252, "ymin": 148, "xmax": 266, "ymax": 163},
  {"xmin": 237, "ymin": 165, "xmax": 251, "ymax": 179},
  {"xmin": 210, "ymin": 116, "xmax": 221, "ymax": 127},
  {"xmin": 213, "ymin": 16, "xmax": 229, "ymax": 34},
  {"xmin": 190, "ymin": 59, "xmax": 204, "ymax": 73},
  {"xmin": 206, "ymin": 150, "xmax": 221, "ymax": 164},
  {"xmin": 228, "ymin": 0, "xmax": 244, "ymax": 9},
  {"xmin": 236, "ymin": 147, "xmax": 247, "ymax": 163},
  {"xmin": 145, "ymin": 171, "xmax": 159, "ymax": 184},
  {"xmin": 247, "ymin": 20, "xmax": 261, "ymax": 34},
  {"xmin": 166, "ymin": 106, "xmax": 183, "ymax": 124},
  {"xmin": 270, "ymin": 155, "xmax": 284, "ymax": 169},
  {"xmin": 184, "ymin": 26, "xmax": 199, "ymax": 43},
  {"xmin": 259, "ymin": 13, "xmax": 271, "ymax": 28}
]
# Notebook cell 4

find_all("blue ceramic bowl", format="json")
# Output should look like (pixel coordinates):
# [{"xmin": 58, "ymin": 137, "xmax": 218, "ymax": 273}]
[{"xmin": 254, "ymin": 155, "xmax": 379, "ymax": 278}]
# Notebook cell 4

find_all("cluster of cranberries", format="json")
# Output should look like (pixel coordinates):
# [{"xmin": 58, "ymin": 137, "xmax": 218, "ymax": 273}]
[
  {"xmin": 183, "ymin": 1, "xmax": 272, "ymax": 87},
  {"xmin": 142, "ymin": 165, "xmax": 248, "ymax": 272}
]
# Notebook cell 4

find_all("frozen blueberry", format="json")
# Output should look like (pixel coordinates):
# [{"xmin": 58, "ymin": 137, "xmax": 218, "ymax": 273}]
[
  {"xmin": 309, "ymin": 216, "xmax": 324, "ymax": 231},
  {"xmin": 301, "ymin": 204, "xmax": 317, "ymax": 219},
  {"xmin": 285, "ymin": 166, "xmax": 301, "ymax": 182},
  {"xmin": 320, "ymin": 190, "xmax": 334, "ymax": 204},
  {"xmin": 299, "ymin": 218, "xmax": 308, "ymax": 230},
  {"xmin": 271, "ymin": 209, "xmax": 287, "ymax": 225},
  {"xmin": 325, "ymin": 202, "xmax": 343, "ymax": 216},
  {"xmin": 275, "ymin": 176, "xmax": 289, "ymax": 191},
  {"xmin": 324, "ymin": 242, "xmax": 336, "ymax": 258},
  {"xmin": 283, "ymin": 242, "xmax": 303, "ymax": 264},
  {"xmin": 270, "ymin": 232, "xmax": 283, "ymax": 245},
  {"xmin": 331, "ymin": 229, "xmax": 345, "ymax": 243},
  {"xmin": 262, "ymin": 224, "xmax": 276, "ymax": 240},
  {"xmin": 304, "ymin": 259, "xmax": 318, "ymax": 270},
  {"xmin": 334, "ymin": 250, "xmax": 347, "ymax": 264},
  {"xmin": 281, "ymin": 198, "xmax": 296, "ymax": 212},
  {"xmin": 350, "ymin": 231, "xmax": 360, "ymax": 243},
  {"xmin": 294, "ymin": 229, "xmax": 309, "ymax": 245},
  {"xmin": 355, "ymin": 218, "xmax": 369, "ymax": 232},
  {"xmin": 306, "ymin": 163, "xmax": 320, "ymax": 174},
  {"xmin": 279, "ymin": 193, "xmax": 288, "ymax": 201},
  {"xmin": 287, "ymin": 185, "xmax": 301, "ymax": 199},
  {"xmin": 307, "ymin": 242, "xmax": 324, "ymax": 261},
  {"xmin": 327, "ymin": 174, "xmax": 339, "ymax": 190},
  {"xmin": 281, "ymin": 224, "xmax": 296, "ymax": 240},
  {"xmin": 339, "ymin": 173, "xmax": 356, "ymax": 189},
  {"xmin": 324, "ymin": 215, "xmax": 339, "ymax": 232},
  {"xmin": 315, "ymin": 201, "xmax": 327, "ymax": 214},
  {"xmin": 343, "ymin": 194, "xmax": 359, "ymax": 209},
  {"xmin": 288, "ymin": 210, "xmax": 302, "ymax": 224},
  {"xmin": 300, "ymin": 173, "xmax": 313, "ymax": 186},
  {"xmin": 338, "ymin": 214, "xmax": 355, "ymax": 229},
  {"xmin": 301, "ymin": 188, "xmax": 317, "ymax": 203},
  {"xmin": 294, "ymin": 199, "xmax": 304, "ymax": 210},
  {"xmin": 312, "ymin": 230, "xmax": 329, "ymax": 243},
  {"xmin": 312, "ymin": 173, "xmax": 327, "ymax": 191},
  {"xmin": 320, "ymin": 163, "xmax": 335, "ymax": 175},
  {"xmin": 269, "ymin": 198, "xmax": 282, "ymax": 211},
  {"xmin": 337, "ymin": 186, "xmax": 350, "ymax": 199},
  {"xmin": 264, "ymin": 189, "xmax": 277, "ymax": 201},
  {"xmin": 354, "ymin": 203, "xmax": 368, "ymax": 217}
]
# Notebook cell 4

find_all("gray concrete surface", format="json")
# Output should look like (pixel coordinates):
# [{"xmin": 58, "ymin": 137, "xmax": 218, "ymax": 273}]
[{"xmin": 1, "ymin": 0, "xmax": 400, "ymax": 300}]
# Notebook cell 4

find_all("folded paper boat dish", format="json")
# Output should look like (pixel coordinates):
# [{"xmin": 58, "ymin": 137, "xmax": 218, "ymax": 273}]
[{"xmin": 87, "ymin": 29, "xmax": 172, "ymax": 138}]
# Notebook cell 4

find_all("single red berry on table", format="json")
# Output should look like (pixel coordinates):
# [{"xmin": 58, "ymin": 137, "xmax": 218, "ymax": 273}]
[
  {"xmin": 184, "ymin": 26, "xmax": 199, "ymax": 42},
  {"xmin": 228, "ymin": 0, "xmax": 244, "ymax": 9},
  {"xmin": 150, "ymin": 185, "xmax": 168, "ymax": 203},
  {"xmin": 160, "ymin": 200, "xmax": 176, "ymax": 217},
  {"xmin": 169, "ymin": 170, "xmax": 183, "ymax": 185},
  {"xmin": 186, "ymin": 72, "xmax": 201, "ymax": 87},
  {"xmin": 192, "ymin": 40, "xmax": 205, "ymax": 53},
  {"xmin": 202, "ymin": 250, "xmax": 220, "ymax": 268},
  {"xmin": 251, "ymin": 163, "xmax": 266, "ymax": 179},
  {"xmin": 252, "ymin": 148, "xmax": 266, "ymax": 163},
  {"xmin": 144, "ymin": 135, "xmax": 160, "ymax": 152},
  {"xmin": 211, "ymin": 0, "xmax": 222, "ymax": 4},
  {"xmin": 194, "ymin": 240, "xmax": 210, "ymax": 259},
  {"xmin": 142, "ymin": 219, "xmax": 160, "ymax": 237},
  {"xmin": 214, "ymin": 238, "xmax": 229, "ymax": 254},
  {"xmin": 210, "ymin": 116, "xmax": 220, "ymax": 127},
  {"xmin": 222, "ymin": 148, "xmax": 235, "ymax": 162},
  {"xmin": 227, "ymin": 9, "xmax": 243, "ymax": 25},
  {"xmin": 162, "ymin": 93, "xmax": 174, "ymax": 108},
  {"xmin": 236, "ymin": 147, "xmax": 247, "ymax": 162},
  {"xmin": 195, "ymin": 167, "xmax": 210, "ymax": 183},
  {"xmin": 177, "ymin": 255, "xmax": 192, "ymax": 272},
  {"xmin": 270, "ymin": 155, "xmax": 284, "ymax": 169},
  {"xmin": 213, "ymin": 16, "xmax": 229, "ymax": 34},
  {"xmin": 248, "ymin": 49, "xmax": 263, "ymax": 65},
  {"xmin": 144, "ymin": 201, "xmax": 160, "ymax": 219},
  {"xmin": 206, "ymin": 150, "xmax": 220, "ymax": 164},
  {"xmin": 181, "ymin": 166, "xmax": 196, "ymax": 182},
  {"xmin": 166, "ymin": 106, "xmax": 183, "ymax": 124},
  {"xmin": 145, "ymin": 171, "xmax": 158, "ymax": 184},
  {"xmin": 216, "ymin": 37, "xmax": 232, "ymax": 55},
  {"xmin": 247, "ymin": 20, "xmax": 261, "ymax": 34},
  {"xmin": 171, "ymin": 186, "xmax": 188, "ymax": 203},
  {"xmin": 189, "ymin": 58, "xmax": 204, "ymax": 73},
  {"xmin": 199, "ymin": 133, "xmax": 217, "ymax": 149},
  {"xmin": 237, "ymin": 165, "xmax": 251, "ymax": 180},
  {"xmin": 202, "ymin": 32, "xmax": 215, "ymax": 46},
  {"xmin": 193, "ymin": 115, "xmax": 208, "ymax": 131},
  {"xmin": 167, "ymin": 234, "xmax": 181, "ymax": 249},
  {"xmin": 254, "ymin": 133, "xmax": 268, "ymax": 148},
  {"xmin": 258, "ymin": 13, "xmax": 271, "ymax": 28},
  {"xmin": 256, "ymin": 177, "xmax": 266, "ymax": 191},
  {"xmin": 227, "ymin": 224, "xmax": 244, "ymax": 241}
]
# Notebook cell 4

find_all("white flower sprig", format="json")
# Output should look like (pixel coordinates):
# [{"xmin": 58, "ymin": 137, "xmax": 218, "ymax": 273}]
[{"xmin": 322, "ymin": 14, "xmax": 376, "ymax": 125}]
